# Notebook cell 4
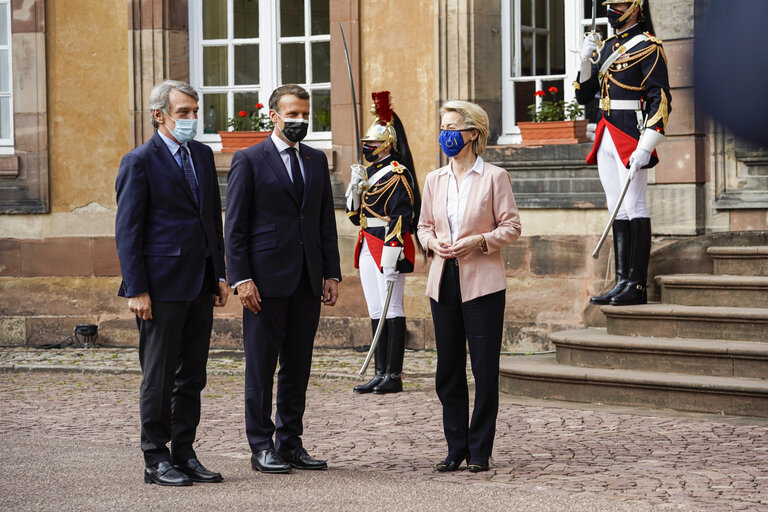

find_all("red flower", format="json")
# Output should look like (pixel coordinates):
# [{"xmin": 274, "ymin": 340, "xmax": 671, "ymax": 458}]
[
  {"xmin": 238, "ymin": 110, "xmax": 247, "ymax": 117},
  {"xmin": 548, "ymin": 86, "xmax": 559, "ymax": 94},
  {"xmin": 534, "ymin": 90, "xmax": 546, "ymax": 97},
  {"xmin": 255, "ymin": 103, "xmax": 264, "ymax": 109}
]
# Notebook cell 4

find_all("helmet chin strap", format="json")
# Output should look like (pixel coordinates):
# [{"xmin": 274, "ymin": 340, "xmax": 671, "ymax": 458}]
[
  {"xmin": 371, "ymin": 141, "xmax": 392, "ymax": 157},
  {"xmin": 618, "ymin": 0, "xmax": 641, "ymax": 23}
]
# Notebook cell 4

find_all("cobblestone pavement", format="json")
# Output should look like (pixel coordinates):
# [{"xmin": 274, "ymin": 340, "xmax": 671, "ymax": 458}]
[{"xmin": 1, "ymin": 347, "xmax": 767, "ymax": 511}]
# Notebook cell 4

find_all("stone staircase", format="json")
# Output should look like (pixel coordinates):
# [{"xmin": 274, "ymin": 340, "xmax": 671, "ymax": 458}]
[{"xmin": 499, "ymin": 244, "xmax": 768, "ymax": 417}]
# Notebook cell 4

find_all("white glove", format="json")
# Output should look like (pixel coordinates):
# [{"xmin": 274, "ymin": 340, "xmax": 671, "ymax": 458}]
[
  {"xmin": 382, "ymin": 266, "xmax": 399, "ymax": 284},
  {"xmin": 627, "ymin": 148, "xmax": 651, "ymax": 180},
  {"xmin": 580, "ymin": 34, "xmax": 599, "ymax": 62},
  {"xmin": 350, "ymin": 163, "xmax": 366, "ymax": 188}
]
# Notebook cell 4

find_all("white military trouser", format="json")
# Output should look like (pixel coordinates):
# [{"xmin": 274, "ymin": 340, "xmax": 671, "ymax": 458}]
[
  {"xmin": 358, "ymin": 237, "xmax": 406, "ymax": 319},
  {"xmin": 596, "ymin": 128, "xmax": 649, "ymax": 220}
]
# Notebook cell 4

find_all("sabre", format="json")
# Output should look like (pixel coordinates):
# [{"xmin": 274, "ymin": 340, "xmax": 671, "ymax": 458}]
[
  {"xmin": 359, "ymin": 280, "xmax": 394, "ymax": 376},
  {"xmin": 592, "ymin": 171, "xmax": 633, "ymax": 258},
  {"xmin": 338, "ymin": 21, "xmax": 361, "ymax": 164}
]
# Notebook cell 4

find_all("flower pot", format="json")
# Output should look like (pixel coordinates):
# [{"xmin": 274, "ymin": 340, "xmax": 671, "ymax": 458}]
[
  {"xmin": 219, "ymin": 131, "xmax": 271, "ymax": 152},
  {"xmin": 518, "ymin": 120, "xmax": 590, "ymax": 146}
]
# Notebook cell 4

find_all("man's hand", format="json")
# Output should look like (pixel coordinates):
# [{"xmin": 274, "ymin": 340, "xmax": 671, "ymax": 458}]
[
  {"xmin": 580, "ymin": 33, "xmax": 600, "ymax": 62},
  {"xmin": 322, "ymin": 279, "xmax": 338, "ymax": 306},
  {"xmin": 128, "ymin": 292, "xmax": 153, "ymax": 321},
  {"xmin": 382, "ymin": 266, "xmax": 399, "ymax": 284},
  {"xmin": 237, "ymin": 280, "xmax": 262, "ymax": 314},
  {"xmin": 627, "ymin": 148, "xmax": 651, "ymax": 181},
  {"xmin": 214, "ymin": 281, "xmax": 229, "ymax": 307},
  {"xmin": 350, "ymin": 163, "xmax": 366, "ymax": 188},
  {"xmin": 448, "ymin": 235, "xmax": 484, "ymax": 258},
  {"xmin": 428, "ymin": 237, "xmax": 453, "ymax": 259}
]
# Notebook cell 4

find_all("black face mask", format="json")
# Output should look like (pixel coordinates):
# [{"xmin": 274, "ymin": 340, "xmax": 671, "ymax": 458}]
[
  {"xmin": 607, "ymin": 7, "xmax": 627, "ymax": 29},
  {"xmin": 362, "ymin": 144, "xmax": 379, "ymax": 163},
  {"xmin": 277, "ymin": 113, "xmax": 309, "ymax": 143}
]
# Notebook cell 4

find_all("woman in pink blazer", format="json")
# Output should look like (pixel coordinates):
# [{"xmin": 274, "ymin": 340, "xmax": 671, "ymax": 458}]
[{"xmin": 417, "ymin": 100, "xmax": 521, "ymax": 473}]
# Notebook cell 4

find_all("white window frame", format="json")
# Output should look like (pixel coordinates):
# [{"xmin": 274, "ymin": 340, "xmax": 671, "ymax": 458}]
[
  {"xmin": 499, "ymin": 0, "xmax": 609, "ymax": 144},
  {"xmin": 189, "ymin": 0, "xmax": 331, "ymax": 150},
  {"xmin": 0, "ymin": 0, "xmax": 13, "ymax": 154}
]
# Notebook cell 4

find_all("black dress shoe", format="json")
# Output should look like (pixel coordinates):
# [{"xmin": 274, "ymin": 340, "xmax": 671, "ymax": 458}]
[
  {"xmin": 353, "ymin": 373, "xmax": 384, "ymax": 393},
  {"xmin": 144, "ymin": 461, "xmax": 193, "ymax": 486},
  {"xmin": 373, "ymin": 374, "xmax": 403, "ymax": 394},
  {"xmin": 173, "ymin": 458, "xmax": 223, "ymax": 483},
  {"xmin": 435, "ymin": 455, "xmax": 465, "ymax": 472},
  {"xmin": 467, "ymin": 458, "xmax": 490, "ymax": 473},
  {"xmin": 278, "ymin": 447, "xmax": 328, "ymax": 470},
  {"xmin": 251, "ymin": 449, "xmax": 292, "ymax": 474}
]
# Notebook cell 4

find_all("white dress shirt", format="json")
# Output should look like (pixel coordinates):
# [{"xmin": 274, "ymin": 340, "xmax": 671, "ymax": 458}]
[
  {"xmin": 443, "ymin": 155, "xmax": 484, "ymax": 243},
  {"xmin": 270, "ymin": 132, "xmax": 306, "ymax": 183},
  {"xmin": 158, "ymin": 130, "xmax": 198, "ymax": 185}
]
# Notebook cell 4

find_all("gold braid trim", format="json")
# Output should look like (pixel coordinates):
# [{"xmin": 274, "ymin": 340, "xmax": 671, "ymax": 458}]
[
  {"xmin": 640, "ymin": 47, "xmax": 661, "ymax": 87},
  {"xmin": 384, "ymin": 216, "xmax": 404, "ymax": 245},
  {"xmin": 646, "ymin": 88, "xmax": 669, "ymax": 131}
]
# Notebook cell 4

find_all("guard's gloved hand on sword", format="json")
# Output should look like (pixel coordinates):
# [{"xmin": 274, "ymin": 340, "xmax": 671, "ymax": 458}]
[
  {"xmin": 345, "ymin": 163, "xmax": 368, "ymax": 211},
  {"xmin": 627, "ymin": 129, "xmax": 665, "ymax": 180},
  {"xmin": 382, "ymin": 266, "xmax": 399, "ymax": 284},
  {"xmin": 580, "ymin": 33, "xmax": 600, "ymax": 62}
]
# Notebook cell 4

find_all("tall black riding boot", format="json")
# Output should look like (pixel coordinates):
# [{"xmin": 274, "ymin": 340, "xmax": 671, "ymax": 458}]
[
  {"xmin": 353, "ymin": 318, "xmax": 388, "ymax": 393},
  {"xmin": 374, "ymin": 317, "xmax": 406, "ymax": 394},
  {"xmin": 611, "ymin": 217, "xmax": 651, "ymax": 306},
  {"xmin": 590, "ymin": 219, "xmax": 631, "ymax": 304}
]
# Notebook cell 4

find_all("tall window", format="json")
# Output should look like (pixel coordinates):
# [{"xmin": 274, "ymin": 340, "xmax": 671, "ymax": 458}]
[
  {"xmin": 500, "ymin": 0, "xmax": 611, "ymax": 143},
  {"xmin": 0, "ymin": 0, "xmax": 13, "ymax": 152},
  {"xmin": 189, "ymin": 0, "xmax": 330, "ymax": 145}
]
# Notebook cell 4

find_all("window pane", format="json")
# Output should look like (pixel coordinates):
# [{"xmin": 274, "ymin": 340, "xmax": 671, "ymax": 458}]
[
  {"xmin": 203, "ymin": 93, "xmax": 227, "ymax": 133},
  {"xmin": 0, "ymin": 6, "xmax": 8, "ymax": 46},
  {"xmin": 234, "ymin": 92, "xmax": 262, "ymax": 118},
  {"xmin": 550, "ymin": 1, "xmax": 565, "ymax": 74},
  {"xmin": 311, "ymin": 42, "xmax": 330, "ymax": 83},
  {"xmin": 535, "ymin": 0, "xmax": 547, "ymax": 28},
  {"xmin": 514, "ymin": 81, "xmax": 535, "ymax": 124},
  {"xmin": 234, "ymin": 44, "xmax": 260, "ymax": 85},
  {"xmin": 535, "ymin": 33, "xmax": 547, "ymax": 74},
  {"xmin": 311, "ymin": 89, "xmax": 331, "ymax": 132},
  {"xmin": 0, "ymin": 50, "xmax": 9, "ymax": 93},
  {"xmin": 521, "ymin": 0, "xmax": 532, "ymax": 27},
  {"xmin": 281, "ymin": 43, "xmax": 306, "ymax": 83},
  {"xmin": 203, "ymin": 46, "xmax": 228, "ymax": 86},
  {"xmin": 234, "ymin": 0, "xmax": 259, "ymax": 39},
  {"xmin": 310, "ymin": 0, "xmax": 329, "ymax": 35},
  {"xmin": 541, "ymin": 79, "xmax": 564, "ymax": 101},
  {"xmin": 281, "ymin": 0, "xmax": 305, "ymax": 37},
  {"xmin": 584, "ymin": 2, "xmax": 607, "ymax": 20},
  {"xmin": 203, "ymin": 0, "xmax": 227, "ymax": 40},
  {"xmin": 521, "ymin": 32, "xmax": 533, "ymax": 75}
]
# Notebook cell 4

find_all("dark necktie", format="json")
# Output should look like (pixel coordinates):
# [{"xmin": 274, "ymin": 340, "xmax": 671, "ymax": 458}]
[
  {"xmin": 287, "ymin": 147, "xmax": 305, "ymax": 202},
  {"xmin": 179, "ymin": 146, "xmax": 199, "ymax": 206}
]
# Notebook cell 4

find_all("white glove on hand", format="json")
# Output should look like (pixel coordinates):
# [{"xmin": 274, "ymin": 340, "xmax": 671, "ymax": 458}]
[
  {"xmin": 350, "ymin": 164, "xmax": 366, "ymax": 187},
  {"xmin": 382, "ymin": 266, "xmax": 399, "ymax": 284},
  {"xmin": 580, "ymin": 34, "xmax": 599, "ymax": 62},
  {"xmin": 627, "ymin": 148, "xmax": 652, "ymax": 180}
]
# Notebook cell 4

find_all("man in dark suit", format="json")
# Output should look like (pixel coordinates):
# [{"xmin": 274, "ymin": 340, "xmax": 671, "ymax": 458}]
[
  {"xmin": 225, "ymin": 84, "xmax": 341, "ymax": 474},
  {"xmin": 115, "ymin": 80, "xmax": 228, "ymax": 486}
]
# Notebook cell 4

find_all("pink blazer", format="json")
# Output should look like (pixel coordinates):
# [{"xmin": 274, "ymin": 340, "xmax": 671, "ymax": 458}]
[{"xmin": 417, "ymin": 160, "xmax": 521, "ymax": 302}]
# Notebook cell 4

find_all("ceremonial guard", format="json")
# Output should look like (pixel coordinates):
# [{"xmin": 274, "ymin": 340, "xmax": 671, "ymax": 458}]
[
  {"xmin": 575, "ymin": 0, "xmax": 671, "ymax": 305},
  {"xmin": 346, "ymin": 92, "xmax": 420, "ymax": 394}
]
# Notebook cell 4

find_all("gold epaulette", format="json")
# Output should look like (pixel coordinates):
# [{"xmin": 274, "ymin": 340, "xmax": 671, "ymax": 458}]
[
  {"xmin": 390, "ymin": 160, "xmax": 404, "ymax": 174},
  {"xmin": 644, "ymin": 31, "xmax": 663, "ymax": 45}
]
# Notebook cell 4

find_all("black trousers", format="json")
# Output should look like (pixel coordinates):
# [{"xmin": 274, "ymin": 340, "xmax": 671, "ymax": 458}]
[
  {"xmin": 137, "ymin": 264, "xmax": 215, "ymax": 466},
  {"xmin": 430, "ymin": 260, "xmax": 505, "ymax": 463},
  {"xmin": 243, "ymin": 264, "xmax": 321, "ymax": 453}
]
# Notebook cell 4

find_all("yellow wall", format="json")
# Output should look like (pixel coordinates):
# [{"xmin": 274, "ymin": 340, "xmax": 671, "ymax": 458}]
[
  {"xmin": 46, "ymin": 0, "xmax": 131, "ymax": 213},
  {"xmin": 360, "ymin": 0, "xmax": 438, "ymax": 184}
]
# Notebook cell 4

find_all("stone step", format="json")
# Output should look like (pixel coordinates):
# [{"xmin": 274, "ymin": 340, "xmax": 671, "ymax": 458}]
[
  {"xmin": 552, "ymin": 328, "xmax": 768, "ymax": 378},
  {"xmin": 708, "ymin": 246, "xmax": 768, "ymax": 276},
  {"xmin": 657, "ymin": 274, "xmax": 768, "ymax": 308},
  {"xmin": 602, "ymin": 303, "xmax": 768, "ymax": 342},
  {"xmin": 499, "ymin": 353, "xmax": 768, "ymax": 417}
]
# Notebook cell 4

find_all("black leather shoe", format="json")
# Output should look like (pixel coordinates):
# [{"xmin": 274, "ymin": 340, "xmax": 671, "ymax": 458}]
[
  {"xmin": 435, "ymin": 455, "xmax": 465, "ymax": 472},
  {"xmin": 468, "ymin": 459, "xmax": 490, "ymax": 473},
  {"xmin": 353, "ymin": 373, "xmax": 384, "ymax": 393},
  {"xmin": 373, "ymin": 374, "xmax": 403, "ymax": 394},
  {"xmin": 251, "ymin": 449, "xmax": 292, "ymax": 474},
  {"xmin": 278, "ymin": 447, "xmax": 328, "ymax": 470},
  {"xmin": 173, "ymin": 458, "xmax": 223, "ymax": 483},
  {"xmin": 144, "ymin": 461, "xmax": 193, "ymax": 486}
]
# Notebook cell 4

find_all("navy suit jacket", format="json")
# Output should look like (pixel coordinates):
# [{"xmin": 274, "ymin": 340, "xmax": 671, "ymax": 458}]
[
  {"xmin": 225, "ymin": 136, "xmax": 341, "ymax": 298},
  {"xmin": 115, "ymin": 131, "xmax": 226, "ymax": 302}
]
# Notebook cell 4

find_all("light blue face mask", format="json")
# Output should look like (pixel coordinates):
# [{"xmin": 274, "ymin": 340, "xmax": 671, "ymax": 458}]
[
  {"xmin": 438, "ymin": 129, "xmax": 474, "ymax": 157},
  {"xmin": 166, "ymin": 115, "xmax": 198, "ymax": 143}
]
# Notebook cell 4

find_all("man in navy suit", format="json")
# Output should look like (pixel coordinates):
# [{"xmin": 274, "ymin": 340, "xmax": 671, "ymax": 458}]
[
  {"xmin": 115, "ymin": 80, "xmax": 228, "ymax": 486},
  {"xmin": 225, "ymin": 84, "xmax": 341, "ymax": 473}
]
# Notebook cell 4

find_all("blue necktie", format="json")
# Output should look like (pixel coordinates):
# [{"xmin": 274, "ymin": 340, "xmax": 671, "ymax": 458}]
[
  {"xmin": 179, "ymin": 146, "xmax": 199, "ymax": 206},
  {"xmin": 288, "ymin": 147, "xmax": 305, "ymax": 202}
]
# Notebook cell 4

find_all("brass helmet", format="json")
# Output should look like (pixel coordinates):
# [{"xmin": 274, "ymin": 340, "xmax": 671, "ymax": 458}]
[
  {"xmin": 361, "ymin": 91, "xmax": 397, "ymax": 158},
  {"xmin": 602, "ymin": 0, "xmax": 642, "ymax": 24}
]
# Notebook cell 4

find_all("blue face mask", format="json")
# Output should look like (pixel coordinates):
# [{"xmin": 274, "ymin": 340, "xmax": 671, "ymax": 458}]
[
  {"xmin": 166, "ymin": 115, "xmax": 198, "ymax": 143},
  {"xmin": 438, "ymin": 129, "xmax": 473, "ymax": 157}
]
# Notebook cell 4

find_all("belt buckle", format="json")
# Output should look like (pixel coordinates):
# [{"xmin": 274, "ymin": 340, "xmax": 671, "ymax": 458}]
[{"xmin": 600, "ymin": 97, "xmax": 610, "ymax": 111}]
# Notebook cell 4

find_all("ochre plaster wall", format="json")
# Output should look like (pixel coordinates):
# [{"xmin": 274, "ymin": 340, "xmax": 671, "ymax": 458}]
[
  {"xmin": 360, "ymin": 0, "xmax": 438, "ymax": 183},
  {"xmin": 46, "ymin": 0, "xmax": 130, "ymax": 213}
]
